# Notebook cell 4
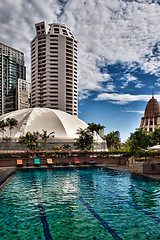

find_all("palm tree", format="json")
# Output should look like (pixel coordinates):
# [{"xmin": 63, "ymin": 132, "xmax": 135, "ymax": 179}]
[
  {"xmin": 40, "ymin": 130, "xmax": 54, "ymax": 150},
  {"xmin": 104, "ymin": 131, "xmax": 120, "ymax": 151},
  {"xmin": 87, "ymin": 123, "xmax": 97, "ymax": 136},
  {"xmin": 95, "ymin": 123, "xmax": 105, "ymax": 136},
  {"xmin": 6, "ymin": 118, "xmax": 18, "ymax": 138},
  {"xmin": 75, "ymin": 127, "xmax": 94, "ymax": 150},
  {"xmin": 0, "ymin": 120, "xmax": 8, "ymax": 152},
  {"xmin": 0, "ymin": 120, "xmax": 7, "ymax": 139},
  {"xmin": 88, "ymin": 123, "xmax": 105, "ymax": 150},
  {"xmin": 19, "ymin": 131, "xmax": 40, "ymax": 151},
  {"xmin": 5, "ymin": 118, "xmax": 18, "ymax": 150}
]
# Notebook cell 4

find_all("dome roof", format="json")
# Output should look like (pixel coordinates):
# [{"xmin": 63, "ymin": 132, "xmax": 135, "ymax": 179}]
[
  {"xmin": 144, "ymin": 97, "xmax": 160, "ymax": 118},
  {"xmin": 0, "ymin": 108, "xmax": 88, "ymax": 139}
]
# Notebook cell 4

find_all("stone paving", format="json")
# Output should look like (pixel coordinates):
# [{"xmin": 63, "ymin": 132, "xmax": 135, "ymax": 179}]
[
  {"xmin": 0, "ymin": 167, "xmax": 16, "ymax": 187},
  {"xmin": 105, "ymin": 165, "xmax": 160, "ymax": 181}
]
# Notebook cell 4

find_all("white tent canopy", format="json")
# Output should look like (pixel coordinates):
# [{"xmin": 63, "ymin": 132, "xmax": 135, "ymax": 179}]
[{"xmin": 147, "ymin": 145, "xmax": 160, "ymax": 150}]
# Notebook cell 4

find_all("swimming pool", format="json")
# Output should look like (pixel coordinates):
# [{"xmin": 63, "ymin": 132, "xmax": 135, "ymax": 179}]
[{"xmin": 0, "ymin": 168, "xmax": 160, "ymax": 240}]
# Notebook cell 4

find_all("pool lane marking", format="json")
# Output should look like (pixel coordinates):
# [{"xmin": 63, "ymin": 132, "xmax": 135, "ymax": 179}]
[
  {"xmin": 32, "ymin": 177, "xmax": 53, "ymax": 240},
  {"xmin": 75, "ymin": 172, "xmax": 160, "ymax": 224},
  {"xmin": 52, "ymin": 173, "xmax": 122, "ymax": 240},
  {"xmin": 74, "ymin": 192, "xmax": 123, "ymax": 240},
  {"xmin": 130, "ymin": 185, "xmax": 153, "ymax": 194}
]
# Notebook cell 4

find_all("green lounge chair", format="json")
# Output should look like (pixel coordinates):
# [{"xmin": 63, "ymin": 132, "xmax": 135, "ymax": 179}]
[
  {"xmin": 34, "ymin": 158, "xmax": 41, "ymax": 166},
  {"xmin": 88, "ymin": 158, "xmax": 96, "ymax": 165}
]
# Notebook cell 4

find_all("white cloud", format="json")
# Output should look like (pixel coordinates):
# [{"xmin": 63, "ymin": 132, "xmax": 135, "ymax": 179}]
[
  {"xmin": 155, "ymin": 78, "xmax": 160, "ymax": 87},
  {"xmin": 120, "ymin": 73, "xmax": 145, "ymax": 89},
  {"xmin": 95, "ymin": 93, "xmax": 160, "ymax": 104},
  {"xmin": 122, "ymin": 109, "xmax": 144, "ymax": 114},
  {"xmin": 0, "ymin": 0, "xmax": 160, "ymax": 96},
  {"xmin": 60, "ymin": 0, "xmax": 160, "ymax": 95}
]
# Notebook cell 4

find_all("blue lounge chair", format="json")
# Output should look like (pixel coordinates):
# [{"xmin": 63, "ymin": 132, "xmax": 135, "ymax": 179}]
[{"xmin": 34, "ymin": 158, "xmax": 41, "ymax": 166}]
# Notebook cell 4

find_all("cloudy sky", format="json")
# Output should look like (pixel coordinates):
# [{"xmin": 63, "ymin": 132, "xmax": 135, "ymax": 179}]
[{"xmin": 1, "ymin": 0, "xmax": 160, "ymax": 141}]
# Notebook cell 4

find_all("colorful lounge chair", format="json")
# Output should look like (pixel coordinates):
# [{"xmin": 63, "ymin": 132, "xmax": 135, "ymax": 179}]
[
  {"xmin": 34, "ymin": 158, "xmax": 41, "ymax": 166},
  {"xmin": 74, "ymin": 158, "xmax": 81, "ymax": 165},
  {"xmin": 88, "ymin": 158, "xmax": 96, "ymax": 165},
  {"xmin": 17, "ymin": 159, "xmax": 23, "ymax": 167},
  {"xmin": 47, "ymin": 158, "xmax": 54, "ymax": 165}
]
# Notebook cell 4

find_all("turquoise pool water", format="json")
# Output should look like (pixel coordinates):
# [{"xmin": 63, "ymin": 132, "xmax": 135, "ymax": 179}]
[{"xmin": 0, "ymin": 168, "xmax": 160, "ymax": 240}]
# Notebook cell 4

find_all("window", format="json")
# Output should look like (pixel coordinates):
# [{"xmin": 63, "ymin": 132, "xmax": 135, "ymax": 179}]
[{"xmin": 155, "ymin": 118, "xmax": 157, "ymax": 125}]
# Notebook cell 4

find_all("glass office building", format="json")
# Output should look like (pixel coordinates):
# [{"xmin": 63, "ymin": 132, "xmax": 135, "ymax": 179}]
[{"xmin": 0, "ymin": 42, "xmax": 26, "ymax": 115}]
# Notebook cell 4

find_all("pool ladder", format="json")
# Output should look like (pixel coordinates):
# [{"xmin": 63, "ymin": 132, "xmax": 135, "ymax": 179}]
[{"xmin": 101, "ymin": 162, "xmax": 109, "ymax": 170}]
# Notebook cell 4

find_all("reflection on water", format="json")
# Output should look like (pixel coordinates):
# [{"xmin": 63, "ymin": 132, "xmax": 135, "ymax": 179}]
[{"xmin": 0, "ymin": 168, "xmax": 160, "ymax": 239}]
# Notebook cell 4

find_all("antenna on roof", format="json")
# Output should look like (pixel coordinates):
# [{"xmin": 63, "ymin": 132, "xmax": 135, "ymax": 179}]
[{"xmin": 152, "ymin": 89, "xmax": 154, "ymax": 98}]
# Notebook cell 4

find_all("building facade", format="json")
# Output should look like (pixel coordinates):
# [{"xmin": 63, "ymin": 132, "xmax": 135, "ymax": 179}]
[
  {"xmin": 31, "ymin": 21, "xmax": 78, "ymax": 116},
  {"xmin": 0, "ymin": 42, "xmax": 26, "ymax": 115},
  {"xmin": 140, "ymin": 96, "xmax": 160, "ymax": 132},
  {"xmin": 18, "ymin": 79, "xmax": 31, "ymax": 110}
]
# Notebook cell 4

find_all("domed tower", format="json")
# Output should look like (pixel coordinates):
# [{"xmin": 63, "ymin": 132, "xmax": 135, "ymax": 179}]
[{"xmin": 140, "ymin": 95, "xmax": 160, "ymax": 132}]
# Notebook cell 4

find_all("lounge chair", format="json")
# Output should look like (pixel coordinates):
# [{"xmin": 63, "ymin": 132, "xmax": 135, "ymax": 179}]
[
  {"xmin": 34, "ymin": 158, "xmax": 41, "ymax": 166},
  {"xmin": 17, "ymin": 159, "xmax": 23, "ymax": 167},
  {"xmin": 88, "ymin": 158, "xmax": 96, "ymax": 165},
  {"xmin": 47, "ymin": 158, "xmax": 54, "ymax": 165},
  {"xmin": 74, "ymin": 158, "xmax": 81, "ymax": 165}
]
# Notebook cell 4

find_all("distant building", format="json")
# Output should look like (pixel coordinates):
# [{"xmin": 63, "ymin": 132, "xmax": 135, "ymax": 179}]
[
  {"xmin": 18, "ymin": 79, "xmax": 31, "ymax": 110},
  {"xmin": 140, "ymin": 95, "xmax": 160, "ymax": 132},
  {"xmin": 0, "ymin": 42, "xmax": 26, "ymax": 115},
  {"xmin": 31, "ymin": 21, "xmax": 78, "ymax": 116}
]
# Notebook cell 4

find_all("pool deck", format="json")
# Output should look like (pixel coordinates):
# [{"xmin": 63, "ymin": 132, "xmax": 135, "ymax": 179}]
[
  {"xmin": 104, "ymin": 165, "xmax": 160, "ymax": 181},
  {"xmin": 0, "ymin": 165, "xmax": 160, "ymax": 188},
  {"xmin": 0, "ymin": 167, "xmax": 16, "ymax": 188}
]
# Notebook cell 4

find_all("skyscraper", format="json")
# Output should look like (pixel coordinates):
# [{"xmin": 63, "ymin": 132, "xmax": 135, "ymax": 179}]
[
  {"xmin": 31, "ymin": 21, "xmax": 78, "ymax": 116},
  {"xmin": 0, "ymin": 42, "xmax": 26, "ymax": 115}
]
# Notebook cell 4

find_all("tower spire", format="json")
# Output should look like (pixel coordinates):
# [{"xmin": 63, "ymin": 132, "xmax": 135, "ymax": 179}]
[{"xmin": 152, "ymin": 89, "xmax": 154, "ymax": 98}]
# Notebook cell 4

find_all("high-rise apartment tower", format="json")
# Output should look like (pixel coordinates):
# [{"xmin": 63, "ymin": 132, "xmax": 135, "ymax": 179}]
[
  {"xmin": 0, "ymin": 42, "xmax": 26, "ymax": 115},
  {"xmin": 31, "ymin": 21, "xmax": 78, "ymax": 116}
]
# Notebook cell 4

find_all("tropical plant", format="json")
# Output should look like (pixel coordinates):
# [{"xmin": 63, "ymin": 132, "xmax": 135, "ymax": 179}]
[
  {"xmin": 19, "ymin": 132, "xmax": 40, "ymax": 151},
  {"xmin": 52, "ymin": 145, "xmax": 61, "ymax": 151},
  {"xmin": 40, "ymin": 130, "xmax": 54, "ymax": 149},
  {"xmin": 103, "ymin": 130, "xmax": 121, "ymax": 151},
  {"xmin": 88, "ymin": 123, "xmax": 105, "ymax": 135},
  {"xmin": 0, "ymin": 120, "xmax": 7, "ymax": 139},
  {"xmin": 61, "ymin": 144, "xmax": 71, "ymax": 151},
  {"xmin": 74, "ymin": 127, "xmax": 94, "ymax": 151},
  {"xmin": 6, "ymin": 118, "xmax": 18, "ymax": 138},
  {"xmin": 150, "ymin": 127, "xmax": 160, "ymax": 145},
  {"xmin": 126, "ymin": 128, "xmax": 153, "ymax": 157},
  {"xmin": 87, "ymin": 123, "xmax": 105, "ymax": 150}
]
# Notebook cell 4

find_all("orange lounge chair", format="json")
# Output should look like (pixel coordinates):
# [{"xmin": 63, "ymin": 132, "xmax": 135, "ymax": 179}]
[
  {"xmin": 17, "ymin": 159, "xmax": 23, "ymax": 167},
  {"xmin": 74, "ymin": 158, "xmax": 81, "ymax": 165}
]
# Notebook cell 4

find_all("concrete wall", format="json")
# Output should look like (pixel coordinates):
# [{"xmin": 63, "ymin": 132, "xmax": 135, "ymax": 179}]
[
  {"xmin": 133, "ymin": 161, "xmax": 160, "ymax": 174},
  {"xmin": 0, "ymin": 157, "xmax": 127, "ymax": 167}
]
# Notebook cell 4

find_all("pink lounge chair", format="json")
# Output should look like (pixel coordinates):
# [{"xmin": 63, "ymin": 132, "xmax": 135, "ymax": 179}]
[{"xmin": 74, "ymin": 158, "xmax": 81, "ymax": 165}]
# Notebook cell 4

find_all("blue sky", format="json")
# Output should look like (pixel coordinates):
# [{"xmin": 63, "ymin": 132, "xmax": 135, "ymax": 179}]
[{"xmin": 1, "ymin": 0, "xmax": 160, "ymax": 141}]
